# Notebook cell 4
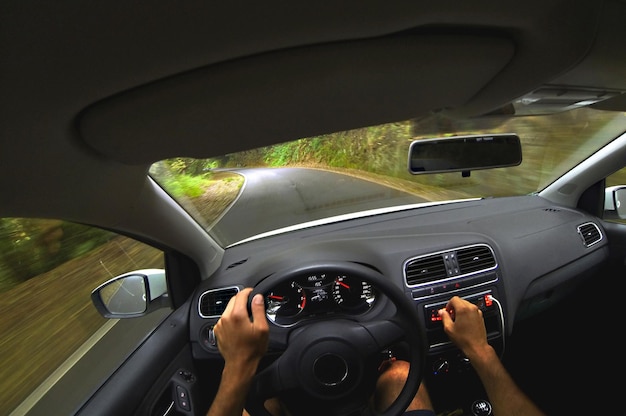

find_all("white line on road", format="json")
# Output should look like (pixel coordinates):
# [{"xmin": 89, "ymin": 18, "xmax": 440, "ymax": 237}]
[{"xmin": 9, "ymin": 319, "xmax": 119, "ymax": 416}]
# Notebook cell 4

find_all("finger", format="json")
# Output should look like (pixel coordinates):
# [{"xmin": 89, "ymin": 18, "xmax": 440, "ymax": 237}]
[
  {"xmin": 438, "ymin": 307, "xmax": 453, "ymax": 326},
  {"xmin": 231, "ymin": 288, "xmax": 253, "ymax": 316},
  {"xmin": 447, "ymin": 296, "xmax": 463, "ymax": 309},
  {"xmin": 239, "ymin": 287, "xmax": 253, "ymax": 298},
  {"xmin": 250, "ymin": 293, "xmax": 267, "ymax": 326}
]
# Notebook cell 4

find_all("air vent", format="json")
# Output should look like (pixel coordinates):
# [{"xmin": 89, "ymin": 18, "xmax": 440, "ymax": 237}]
[
  {"xmin": 457, "ymin": 245, "xmax": 496, "ymax": 275},
  {"xmin": 198, "ymin": 287, "xmax": 239, "ymax": 318},
  {"xmin": 577, "ymin": 222, "xmax": 602, "ymax": 247},
  {"xmin": 405, "ymin": 254, "xmax": 447, "ymax": 286},
  {"xmin": 405, "ymin": 244, "xmax": 498, "ymax": 288}
]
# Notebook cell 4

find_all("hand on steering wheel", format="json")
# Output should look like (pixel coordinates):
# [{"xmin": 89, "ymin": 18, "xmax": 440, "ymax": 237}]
[{"xmin": 245, "ymin": 262, "xmax": 427, "ymax": 416}]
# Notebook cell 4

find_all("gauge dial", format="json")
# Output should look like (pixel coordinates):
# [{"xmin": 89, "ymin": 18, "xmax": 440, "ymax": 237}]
[
  {"xmin": 332, "ymin": 275, "xmax": 375, "ymax": 310},
  {"xmin": 265, "ymin": 281, "xmax": 306, "ymax": 321}
]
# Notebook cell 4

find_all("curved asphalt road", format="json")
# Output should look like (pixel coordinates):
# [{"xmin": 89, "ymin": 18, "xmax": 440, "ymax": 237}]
[
  {"xmin": 210, "ymin": 167, "xmax": 426, "ymax": 246},
  {"xmin": 16, "ymin": 168, "xmax": 423, "ymax": 415}
]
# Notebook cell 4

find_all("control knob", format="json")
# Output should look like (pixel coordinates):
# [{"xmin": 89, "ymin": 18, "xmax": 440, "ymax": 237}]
[{"xmin": 432, "ymin": 358, "xmax": 449, "ymax": 376}]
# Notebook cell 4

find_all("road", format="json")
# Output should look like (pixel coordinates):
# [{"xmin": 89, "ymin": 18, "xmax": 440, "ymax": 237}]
[
  {"xmin": 14, "ymin": 310, "xmax": 171, "ymax": 416},
  {"xmin": 209, "ymin": 167, "xmax": 426, "ymax": 246},
  {"xmin": 8, "ymin": 168, "xmax": 423, "ymax": 415},
  {"xmin": 3, "ymin": 236, "xmax": 165, "ymax": 416}
]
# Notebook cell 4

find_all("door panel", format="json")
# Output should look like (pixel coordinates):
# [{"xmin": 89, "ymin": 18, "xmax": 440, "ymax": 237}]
[{"xmin": 76, "ymin": 304, "xmax": 192, "ymax": 416}]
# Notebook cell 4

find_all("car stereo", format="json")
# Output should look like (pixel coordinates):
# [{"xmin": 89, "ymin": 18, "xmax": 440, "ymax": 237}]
[{"xmin": 418, "ymin": 290, "xmax": 505, "ymax": 376}]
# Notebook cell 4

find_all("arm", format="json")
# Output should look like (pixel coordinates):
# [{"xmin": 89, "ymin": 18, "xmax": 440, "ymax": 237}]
[
  {"xmin": 207, "ymin": 288, "xmax": 269, "ymax": 416},
  {"xmin": 439, "ymin": 296, "xmax": 546, "ymax": 416}
]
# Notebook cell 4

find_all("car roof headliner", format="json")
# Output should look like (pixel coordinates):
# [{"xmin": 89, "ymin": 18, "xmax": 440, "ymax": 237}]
[{"xmin": 1, "ymin": 0, "xmax": 625, "ymax": 229}]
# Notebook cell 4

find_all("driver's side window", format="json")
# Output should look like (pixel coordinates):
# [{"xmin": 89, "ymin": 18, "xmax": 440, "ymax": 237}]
[{"xmin": 0, "ymin": 218, "xmax": 166, "ymax": 415}]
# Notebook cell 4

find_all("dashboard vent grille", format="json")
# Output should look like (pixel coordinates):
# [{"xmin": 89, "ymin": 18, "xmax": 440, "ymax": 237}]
[
  {"xmin": 405, "ymin": 254, "xmax": 447, "ymax": 286},
  {"xmin": 577, "ymin": 222, "xmax": 602, "ymax": 247},
  {"xmin": 198, "ymin": 287, "xmax": 239, "ymax": 318},
  {"xmin": 405, "ymin": 244, "xmax": 497, "ymax": 288},
  {"xmin": 457, "ymin": 245, "xmax": 496, "ymax": 274}
]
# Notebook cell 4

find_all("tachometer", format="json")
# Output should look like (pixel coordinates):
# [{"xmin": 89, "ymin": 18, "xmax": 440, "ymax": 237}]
[
  {"xmin": 332, "ymin": 275, "xmax": 375, "ymax": 311},
  {"xmin": 265, "ymin": 281, "xmax": 306, "ymax": 321}
]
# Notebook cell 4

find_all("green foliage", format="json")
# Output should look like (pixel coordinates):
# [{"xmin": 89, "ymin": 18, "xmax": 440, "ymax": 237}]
[
  {"xmin": 161, "ymin": 174, "xmax": 210, "ymax": 198},
  {"xmin": 235, "ymin": 122, "xmax": 415, "ymax": 173},
  {"xmin": 169, "ymin": 157, "xmax": 216, "ymax": 175},
  {"xmin": 169, "ymin": 158, "xmax": 187, "ymax": 174},
  {"xmin": 223, "ymin": 148, "xmax": 266, "ymax": 167},
  {"xmin": 264, "ymin": 141, "xmax": 298, "ymax": 166},
  {"xmin": 0, "ymin": 218, "xmax": 115, "ymax": 292},
  {"xmin": 149, "ymin": 158, "xmax": 215, "ymax": 199},
  {"xmin": 4, "ymin": 108, "xmax": 620, "ymax": 293}
]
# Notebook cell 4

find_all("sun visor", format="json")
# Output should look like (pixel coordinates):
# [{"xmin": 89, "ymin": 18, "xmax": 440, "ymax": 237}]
[{"xmin": 79, "ymin": 34, "xmax": 514, "ymax": 165}]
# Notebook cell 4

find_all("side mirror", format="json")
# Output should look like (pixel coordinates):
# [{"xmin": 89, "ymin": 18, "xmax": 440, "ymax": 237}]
[
  {"xmin": 604, "ymin": 185, "xmax": 626, "ymax": 220},
  {"xmin": 91, "ymin": 268, "xmax": 169, "ymax": 318}
]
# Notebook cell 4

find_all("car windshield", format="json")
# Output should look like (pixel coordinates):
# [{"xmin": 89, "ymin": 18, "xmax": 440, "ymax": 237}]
[{"xmin": 150, "ymin": 107, "xmax": 626, "ymax": 248}]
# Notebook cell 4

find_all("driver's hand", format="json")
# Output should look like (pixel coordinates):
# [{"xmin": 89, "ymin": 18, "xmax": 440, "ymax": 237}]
[
  {"xmin": 438, "ymin": 296, "xmax": 489, "ymax": 361},
  {"xmin": 214, "ymin": 288, "xmax": 269, "ymax": 376}
]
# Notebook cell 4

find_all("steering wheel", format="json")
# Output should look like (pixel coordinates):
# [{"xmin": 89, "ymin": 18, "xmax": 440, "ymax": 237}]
[{"xmin": 245, "ymin": 261, "xmax": 427, "ymax": 416}]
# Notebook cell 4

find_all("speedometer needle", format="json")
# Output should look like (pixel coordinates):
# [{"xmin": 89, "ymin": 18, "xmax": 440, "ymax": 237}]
[
  {"xmin": 336, "ymin": 281, "xmax": 350, "ymax": 289},
  {"xmin": 268, "ymin": 295, "xmax": 285, "ymax": 300}
]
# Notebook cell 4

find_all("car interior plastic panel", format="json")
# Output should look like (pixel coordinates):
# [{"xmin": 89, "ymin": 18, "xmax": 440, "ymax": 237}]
[
  {"xmin": 189, "ymin": 194, "xmax": 608, "ymax": 363},
  {"xmin": 78, "ymin": 34, "xmax": 514, "ymax": 164},
  {"xmin": 76, "ymin": 304, "xmax": 192, "ymax": 416}
]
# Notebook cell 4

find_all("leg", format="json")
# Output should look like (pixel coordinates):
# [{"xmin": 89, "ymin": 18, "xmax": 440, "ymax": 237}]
[
  {"xmin": 244, "ymin": 359, "xmax": 433, "ymax": 415},
  {"xmin": 243, "ymin": 398, "xmax": 285, "ymax": 416},
  {"xmin": 373, "ymin": 359, "xmax": 434, "ymax": 413}
]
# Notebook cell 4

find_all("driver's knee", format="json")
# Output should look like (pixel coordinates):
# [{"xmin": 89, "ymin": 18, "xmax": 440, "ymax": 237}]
[
  {"xmin": 243, "ymin": 398, "xmax": 285, "ymax": 416},
  {"xmin": 410, "ymin": 381, "xmax": 434, "ymax": 412},
  {"xmin": 374, "ymin": 359, "xmax": 434, "ymax": 412}
]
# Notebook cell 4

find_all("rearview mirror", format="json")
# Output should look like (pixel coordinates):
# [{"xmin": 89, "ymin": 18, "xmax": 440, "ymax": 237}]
[
  {"xmin": 408, "ymin": 133, "xmax": 522, "ymax": 175},
  {"xmin": 604, "ymin": 185, "xmax": 626, "ymax": 220},
  {"xmin": 91, "ymin": 268, "xmax": 169, "ymax": 318}
]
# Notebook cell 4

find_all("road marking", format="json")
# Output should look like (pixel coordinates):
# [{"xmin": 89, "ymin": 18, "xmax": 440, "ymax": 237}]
[{"xmin": 9, "ymin": 319, "xmax": 119, "ymax": 416}]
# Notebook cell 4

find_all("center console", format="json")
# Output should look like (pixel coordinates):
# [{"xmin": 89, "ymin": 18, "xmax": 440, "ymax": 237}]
[{"xmin": 404, "ymin": 243, "xmax": 506, "ymax": 415}]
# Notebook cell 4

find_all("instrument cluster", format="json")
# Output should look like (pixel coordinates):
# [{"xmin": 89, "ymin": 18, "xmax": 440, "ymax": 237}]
[{"xmin": 264, "ymin": 270, "xmax": 377, "ymax": 326}]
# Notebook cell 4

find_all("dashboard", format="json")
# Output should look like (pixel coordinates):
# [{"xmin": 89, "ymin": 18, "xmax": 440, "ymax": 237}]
[{"xmin": 189, "ymin": 195, "xmax": 608, "ymax": 384}]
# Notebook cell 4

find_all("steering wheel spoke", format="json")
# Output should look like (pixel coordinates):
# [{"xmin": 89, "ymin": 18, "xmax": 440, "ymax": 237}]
[
  {"xmin": 247, "ymin": 262, "xmax": 427, "ymax": 416},
  {"xmin": 246, "ymin": 358, "xmax": 290, "ymax": 416},
  {"xmin": 359, "ymin": 319, "xmax": 406, "ymax": 354}
]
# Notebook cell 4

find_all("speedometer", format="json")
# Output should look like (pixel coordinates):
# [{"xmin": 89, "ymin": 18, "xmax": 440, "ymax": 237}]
[
  {"xmin": 265, "ymin": 281, "xmax": 306, "ymax": 321},
  {"xmin": 332, "ymin": 275, "xmax": 375, "ymax": 311}
]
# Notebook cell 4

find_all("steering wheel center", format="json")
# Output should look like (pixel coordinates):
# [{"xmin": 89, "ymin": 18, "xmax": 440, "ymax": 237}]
[
  {"xmin": 313, "ymin": 353, "xmax": 348, "ymax": 386},
  {"xmin": 246, "ymin": 262, "xmax": 427, "ymax": 416}
]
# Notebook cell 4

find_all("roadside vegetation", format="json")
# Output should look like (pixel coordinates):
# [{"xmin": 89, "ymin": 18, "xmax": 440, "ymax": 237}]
[
  {"xmin": 154, "ymin": 107, "xmax": 626, "ymax": 233},
  {"xmin": 1, "ymin": 107, "xmax": 624, "ymax": 414},
  {"xmin": 2, "ymin": 107, "xmax": 624, "ymax": 293}
]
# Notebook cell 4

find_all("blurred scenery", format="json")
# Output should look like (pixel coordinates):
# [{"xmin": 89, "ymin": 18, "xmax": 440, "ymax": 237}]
[
  {"xmin": 1, "ymin": 107, "xmax": 625, "ymax": 414},
  {"xmin": 152, "ymin": 108, "xmax": 626, "ymax": 231}
]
